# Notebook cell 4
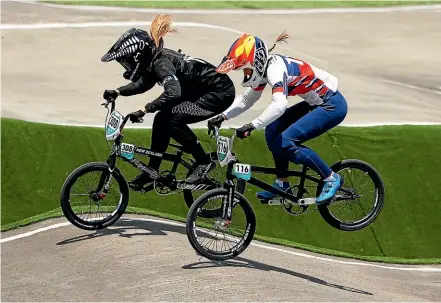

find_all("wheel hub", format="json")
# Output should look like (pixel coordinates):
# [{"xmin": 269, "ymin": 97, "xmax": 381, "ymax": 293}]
[
  {"xmin": 214, "ymin": 219, "xmax": 230, "ymax": 231},
  {"xmin": 90, "ymin": 191, "xmax": 106, "ymax": 202}
]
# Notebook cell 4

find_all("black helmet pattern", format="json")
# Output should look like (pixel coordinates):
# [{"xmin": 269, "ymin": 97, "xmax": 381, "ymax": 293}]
[{"xmin": 101, "ymin": 28, "xmax": 157, "ymax": 81}]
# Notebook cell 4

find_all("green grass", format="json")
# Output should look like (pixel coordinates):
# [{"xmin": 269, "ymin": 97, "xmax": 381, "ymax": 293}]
[
  {"xmin": 43, "ymin": 0, "xmax": 441, "ymax": 9},
  {"xmin": 2, "ymin": 117, "xmax": 441, "ymax": 263}
]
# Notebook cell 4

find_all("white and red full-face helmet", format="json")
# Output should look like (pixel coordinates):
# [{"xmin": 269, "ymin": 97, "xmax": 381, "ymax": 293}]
[{"xmin": 216, "ymin": 33, "xmax": 269, "ymax": 89}]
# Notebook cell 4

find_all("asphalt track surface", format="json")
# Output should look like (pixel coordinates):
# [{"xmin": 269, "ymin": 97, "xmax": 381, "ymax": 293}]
[
  {"xmin": 2, "ymin": 215, "xmax": 441, "ymax": 302},
  {"xmin": 2, "ymin": 0, "xmax": 441, "ymax": 127},
  {"xmin": 1, "ymin": 1, "xmax": 441, "ymax": 302}
]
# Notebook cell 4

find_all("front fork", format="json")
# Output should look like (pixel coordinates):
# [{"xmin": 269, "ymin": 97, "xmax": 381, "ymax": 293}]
[
  {"xmin": 221, "ymin": 161, "xmax": 236, "ymax": 222},
  {"xmin": 95, "ymin": 150, "xmax": 118, "ymax": 195}
]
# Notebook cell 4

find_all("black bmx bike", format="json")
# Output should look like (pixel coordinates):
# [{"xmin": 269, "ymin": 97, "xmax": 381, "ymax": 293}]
[
  {"xmin": 60, "ymin": 99, "xmax": 246, "ymax": 230},
  {"xmin": 186, "ymin": 126, "xmax": 385, "ymax": 261}
]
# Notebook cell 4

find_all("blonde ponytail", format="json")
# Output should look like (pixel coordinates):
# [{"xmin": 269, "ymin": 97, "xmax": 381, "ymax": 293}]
[
  {"xmin": 149, "ymin": 14, "xmax": 178, "ymax": 48},
  {"xmin": 268, "ymin": 31, "xmax": 289, "ymax": 53}
]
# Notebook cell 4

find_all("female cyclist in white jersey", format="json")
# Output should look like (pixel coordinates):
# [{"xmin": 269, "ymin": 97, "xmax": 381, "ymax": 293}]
[{"xmin": 208, "ymin": 32, "xmax": 348, "ymax": 203}]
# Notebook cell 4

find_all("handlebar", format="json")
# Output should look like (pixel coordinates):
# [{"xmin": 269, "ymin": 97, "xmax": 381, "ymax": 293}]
[
  {"xmin": 102, "ymin": 97, "xmax": 144, "ymax": 135},
  {"xmin": 210, "ymin": 125, "xmax": 251, "ymax": 140},
  {"xmin": 120, "ymin": 114, "xmax": 131, "ymax": 132}
]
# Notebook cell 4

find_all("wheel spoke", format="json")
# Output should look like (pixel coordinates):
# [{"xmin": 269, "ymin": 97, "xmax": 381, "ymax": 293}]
[
  {"xmin": 189, "ymin": 190, "xmax": 254, "ymax": 260},
  {"xmin": 323, "ymin": 163, "xmax": 383, "ymax": 228},
  {"xmin": 62, "ymin": 165, "xmax": 126, "ymax": 227}
]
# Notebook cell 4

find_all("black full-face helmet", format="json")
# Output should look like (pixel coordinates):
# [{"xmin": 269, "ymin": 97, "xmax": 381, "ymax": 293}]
[{"xmin": 101, "ymin": 28, "xmax": 159, "ymax": 81}]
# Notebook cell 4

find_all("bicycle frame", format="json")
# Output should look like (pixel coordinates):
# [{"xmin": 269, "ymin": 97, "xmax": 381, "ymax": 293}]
[
  {"xmin": 219, "ymin": 161, "xmax": 321, "ymax": 219},
  {"xmin": 210, "ymin": 127, "xmax": 317, "ymax": 220},
  {"xmin": 106, "ymin": 136, "xmax": 199, "ymax": 190},
  {"xmin": 96, "ymin": 99, "xmax": 213, "ymax": 194},
  {"xmin": 211, "ymin": 126, "xmax": 352, "ymax": 221},
  {"xmin": 245, "ymin": 165, "xmax": 321, "ymax": 198}
]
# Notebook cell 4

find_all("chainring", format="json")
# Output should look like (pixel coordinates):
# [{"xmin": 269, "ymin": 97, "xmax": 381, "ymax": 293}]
[
  {"xmin": 282, "ymin": 185, "xmax": 317, "ymax": 216},
  {"xmin": 153, "ymin": 170, "xmax": 181, "ymax": 195}
]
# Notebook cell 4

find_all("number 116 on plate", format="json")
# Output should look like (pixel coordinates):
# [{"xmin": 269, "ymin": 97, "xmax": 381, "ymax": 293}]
[{"xmin": 233, "ymin": 163, "xmax": 251, "ymax": 181}]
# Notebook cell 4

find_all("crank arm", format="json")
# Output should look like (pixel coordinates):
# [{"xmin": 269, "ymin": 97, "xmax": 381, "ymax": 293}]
[{"xmin": 140, "ymin": 183, "xmax": 154, "ymax": 194}]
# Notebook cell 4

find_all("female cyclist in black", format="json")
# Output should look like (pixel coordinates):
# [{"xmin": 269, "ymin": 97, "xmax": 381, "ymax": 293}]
[{"xmin": 101, "ymin": 14, "xmax": 235, "ymax": 190}]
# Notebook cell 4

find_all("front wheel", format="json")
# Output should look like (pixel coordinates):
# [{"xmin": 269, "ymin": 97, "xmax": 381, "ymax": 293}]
[
  {"xmin": 316, "ymin": 159, "xmax": 385, "ymax": 231},
  {"xmin": 186, "ymin": 188, "xmax": 256, "ymax": 261},
  {"xmin": 60, "ymin": 162, "xmax": 129, "ymax": 230}
]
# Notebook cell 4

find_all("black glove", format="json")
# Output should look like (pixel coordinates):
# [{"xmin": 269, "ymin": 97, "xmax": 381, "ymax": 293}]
[
  {"xmin": 144, "ymin": 102, "xmax": 158, "ymax": 113},
  {"xmin": 236, "ymin": 123, "xmax": 255, "ymax": 139},
  {"xmin": 103, "ymin": 89, "xmax": 119, "ymax": 101},
  {"xmin": 129, "ymin": 110, "xmax": 145, "ymax": 123},
  {"xmin": 207, "ymin": 114, "xmax": 226, "ymax": 136}
]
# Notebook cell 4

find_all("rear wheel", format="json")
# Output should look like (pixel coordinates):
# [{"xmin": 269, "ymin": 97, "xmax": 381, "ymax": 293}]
[
  {"xmin": 316, "ymin": 159, "xmax": 385, "ymax": 231},
  {"xmin": 183, "ymin": 151, "xmax": 246, "ymax": 209},
  {"xmin": 186, "ymin": 188, "xmax": 256, "ymax": 261},
  {"xmin": 60, "ymin": 162, "xmax": 129, "ymax": 230}
]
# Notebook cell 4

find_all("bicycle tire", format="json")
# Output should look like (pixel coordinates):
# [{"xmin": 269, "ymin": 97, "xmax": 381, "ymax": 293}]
[
  {"xmin": 60, "ymin": 162, "xmax": 129, "ymax": 230},
  {"xmin": 186, "ymin": 188, "xmax": 256, "ymax": 261},
  {"xmin": 183, "ymin": 151, "xmax": 246, "ymax": 209},
  {"xmin": 316, "ymin": 159, "xmax": 385, "ymax": 231}
]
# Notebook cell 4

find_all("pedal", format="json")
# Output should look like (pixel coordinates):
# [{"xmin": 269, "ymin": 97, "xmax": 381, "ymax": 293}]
[{"xmin": 268, "ymin": 198, "xmax": 284, "ymax": 205}]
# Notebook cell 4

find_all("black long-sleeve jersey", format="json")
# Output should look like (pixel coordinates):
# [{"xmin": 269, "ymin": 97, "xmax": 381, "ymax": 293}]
[{"xmin": 117, "ymin": 48, "xmax": 234, "ymax": 111}]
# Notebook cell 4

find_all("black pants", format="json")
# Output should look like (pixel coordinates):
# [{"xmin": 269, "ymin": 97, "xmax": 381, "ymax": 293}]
[{"xmin": 148, "ymin": 84, "xmax": 235, "ymax": 171}]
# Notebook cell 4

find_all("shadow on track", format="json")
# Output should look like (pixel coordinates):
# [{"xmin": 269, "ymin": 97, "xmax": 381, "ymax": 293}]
[
  {"xmin": 55, "ymin": 217, "xmax": 186, "ymax": 245},
  {"xmin": 56, "ymin": 217, "xmax": 373, "ymax": 296},
  {"xmin": 183, "ymin": 258, "xmax": 374, "ymax": 296}
]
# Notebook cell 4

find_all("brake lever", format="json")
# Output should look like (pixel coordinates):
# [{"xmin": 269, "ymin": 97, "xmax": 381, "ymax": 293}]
[{"xmin": 101, "ymin": 97, "xmax": 115, "ymax": 109}]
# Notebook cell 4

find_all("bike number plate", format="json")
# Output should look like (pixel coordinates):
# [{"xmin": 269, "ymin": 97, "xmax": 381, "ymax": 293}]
[
  {"xmin": 106, "ymin": 110, "xmax": 124, "ymax": 140},
  {"xmin": 233, "ymin": 163, "xmax": 251, "ymax": 181},
  {"xmin": 217, "ymin": 136, "xmax": 231, "ymax": 167},
  {"xmin": 120, "ymin": 143, "xmax": 135, "ymax": 160}
]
